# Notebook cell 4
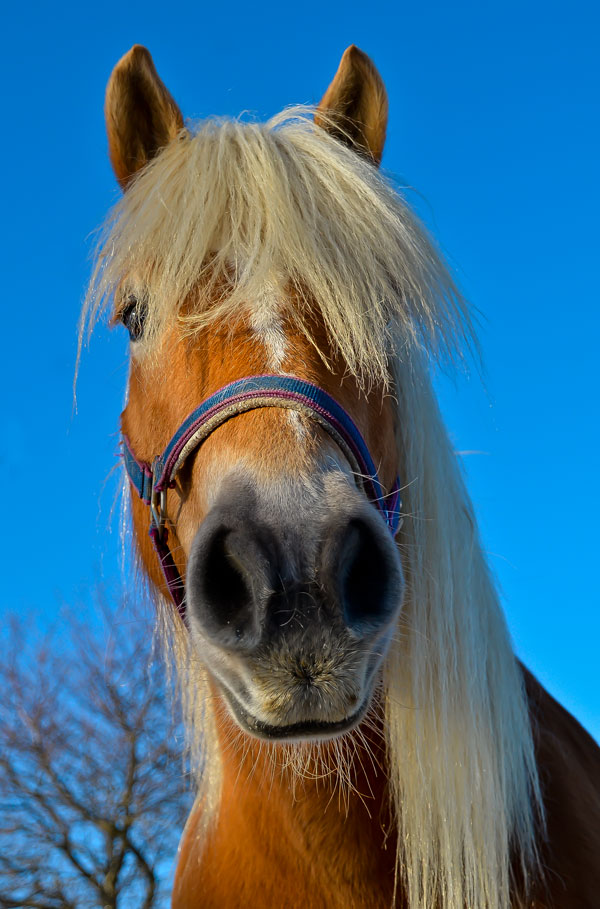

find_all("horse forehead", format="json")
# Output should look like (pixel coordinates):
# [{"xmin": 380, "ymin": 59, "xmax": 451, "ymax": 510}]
[{"xmin": 124, "ymin": 309, "xmax": 397, "ymax": 484}]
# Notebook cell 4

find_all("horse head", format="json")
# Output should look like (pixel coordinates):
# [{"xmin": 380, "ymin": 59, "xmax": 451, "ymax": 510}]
[{"xmin": 103, "ymin": 45, "xmax": 405, "ymax": 742}]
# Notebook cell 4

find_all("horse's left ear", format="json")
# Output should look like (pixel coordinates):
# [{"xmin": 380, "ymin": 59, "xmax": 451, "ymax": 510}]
[
  {"xmin": 315, "ymin": 45, "xmax": 388, "ymax": 166},
  {"xmin": 105, "ymin": 45, "xmax": 185, "ymax": 189}
]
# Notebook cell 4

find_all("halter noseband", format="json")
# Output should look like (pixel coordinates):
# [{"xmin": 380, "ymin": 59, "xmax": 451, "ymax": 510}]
[{"xmin": 122, "ymin": 374, "xmax": 402, "ymax": 622}]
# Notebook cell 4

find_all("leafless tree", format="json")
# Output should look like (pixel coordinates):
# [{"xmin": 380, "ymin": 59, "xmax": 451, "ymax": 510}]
[{"xmin": 0, "ymin": 596, "xmax": 191, "ymax": 909}]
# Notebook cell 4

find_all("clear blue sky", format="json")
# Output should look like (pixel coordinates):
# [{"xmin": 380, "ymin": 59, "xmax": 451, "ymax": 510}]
[{"xmin": 2, "ymin": 1, "xmax": 598, "ymax": 739}]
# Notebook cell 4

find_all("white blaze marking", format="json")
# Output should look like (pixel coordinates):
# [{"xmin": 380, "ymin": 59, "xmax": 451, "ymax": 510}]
[
  {"xmin": 250, "ymin": 290, "xmax": 310, "ymax": 441},
  {"xmin": 250, "ymin": 291, "xmax": 288, "ymax": 371}
]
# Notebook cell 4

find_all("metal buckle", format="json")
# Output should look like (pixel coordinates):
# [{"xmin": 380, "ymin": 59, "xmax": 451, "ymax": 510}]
[{"xmin": 150, "ymin": 465, "xmax": 168, "ymax": 540}]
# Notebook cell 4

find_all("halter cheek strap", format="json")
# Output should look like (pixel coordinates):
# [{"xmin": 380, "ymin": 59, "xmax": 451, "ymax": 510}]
[{"xmin": 122, "ymin": 375, "xmax": 402, "ymax": 622}]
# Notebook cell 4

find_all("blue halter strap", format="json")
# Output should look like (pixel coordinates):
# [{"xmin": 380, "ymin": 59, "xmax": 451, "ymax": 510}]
[{"xmin": 122, "ymin": 374, "xmax": 402, "ymax": 621}]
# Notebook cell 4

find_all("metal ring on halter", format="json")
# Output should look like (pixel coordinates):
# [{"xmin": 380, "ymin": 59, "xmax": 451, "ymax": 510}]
[{"xmin": 150, "ymin": 465, "xmax": 168, "ymax": 540}]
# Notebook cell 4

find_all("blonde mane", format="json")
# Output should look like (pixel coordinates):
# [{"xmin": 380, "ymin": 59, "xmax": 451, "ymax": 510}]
[
  {"xmin": 82, "ymin": 107, "xmax": 473, "ymax": 383},
  {"xmin": 84, "ymin": 109, "xmax": 542, "ymax": 909}
]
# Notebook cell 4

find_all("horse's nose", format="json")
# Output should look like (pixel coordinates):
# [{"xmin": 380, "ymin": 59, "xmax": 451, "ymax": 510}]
[{"xmin": 186, "ymin": 491, "xmax": 402, "ymax": 648}]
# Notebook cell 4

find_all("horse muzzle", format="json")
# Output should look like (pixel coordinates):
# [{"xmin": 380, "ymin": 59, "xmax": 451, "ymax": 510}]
[{"xmin": 186, "ymin": 475, "xmax": 404, "ymax": 740}]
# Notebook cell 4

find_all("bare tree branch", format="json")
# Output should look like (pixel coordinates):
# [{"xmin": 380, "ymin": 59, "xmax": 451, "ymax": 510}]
[{"xmin": 0, "ymin": 594, "xmax": 191, "ymax": 908}]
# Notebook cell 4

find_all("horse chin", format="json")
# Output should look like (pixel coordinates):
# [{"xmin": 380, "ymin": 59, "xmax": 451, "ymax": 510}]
[{"xmin": 219, "ymin": 684, "xmax": 372, "ymax": 743}]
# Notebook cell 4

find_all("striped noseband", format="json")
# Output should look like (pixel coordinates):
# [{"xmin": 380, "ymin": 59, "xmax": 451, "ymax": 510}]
[{"xmin": 122, "ymin": 375, "xmax": 402, "ymax": 622}]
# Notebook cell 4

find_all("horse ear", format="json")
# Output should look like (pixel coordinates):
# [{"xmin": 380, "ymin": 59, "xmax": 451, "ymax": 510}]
[
  {"xmin": 105, "ymin": 45, "xmax": 184, "ymax": 189},
  {"xmin": 315, "ymin": 46, "xmax": 388, "ymax": 166}
]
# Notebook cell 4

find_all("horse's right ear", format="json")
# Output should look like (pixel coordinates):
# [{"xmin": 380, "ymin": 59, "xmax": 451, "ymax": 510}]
[{"xmin": 105, "ymin": 45, "xmax": 184, "ymax": 189}]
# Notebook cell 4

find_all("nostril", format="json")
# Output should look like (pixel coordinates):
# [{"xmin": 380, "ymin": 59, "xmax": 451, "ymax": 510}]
[
  {"xmin": 337, "ymin": 518, "xmax": 399, "ymax": 631},
  {"xmin": 187, "ymin": 512, "xmax": 277, "ymax": 648},
  {"xmin": 202, "ymin": 529, "xmax": 252, "ymax": 629}
]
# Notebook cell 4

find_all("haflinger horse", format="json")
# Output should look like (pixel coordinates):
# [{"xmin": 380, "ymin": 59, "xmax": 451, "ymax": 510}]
[{"xmin": 82, "ymin": 44, "xmax": 599, "ymax": 908}]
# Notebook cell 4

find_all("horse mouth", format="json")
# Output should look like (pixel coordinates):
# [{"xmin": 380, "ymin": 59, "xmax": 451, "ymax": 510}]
[{"xmin": 220, "ymin": 686, "xmax": 370, "ymax": 742}]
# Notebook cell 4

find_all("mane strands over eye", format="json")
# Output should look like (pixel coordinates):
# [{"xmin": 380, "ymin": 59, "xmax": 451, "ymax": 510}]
[{"xmin": 81, "ymin": 108, "xmax": 475, "ymax": 385}]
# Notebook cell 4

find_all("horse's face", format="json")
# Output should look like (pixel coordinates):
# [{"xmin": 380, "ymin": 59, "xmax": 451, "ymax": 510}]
[{"xmin": 108, "ymin": 46, "xmax": 403, "ymax": 741}]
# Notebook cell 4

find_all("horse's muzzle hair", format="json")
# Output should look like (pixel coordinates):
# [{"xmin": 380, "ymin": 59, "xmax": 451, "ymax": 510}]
[{"xmin": 186, "ymin": 474, "xmax": 404, "ymax": 740}]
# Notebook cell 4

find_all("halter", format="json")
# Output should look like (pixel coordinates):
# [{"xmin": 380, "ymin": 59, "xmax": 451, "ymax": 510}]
[{"xmin": 122, "ymin": 374, "xmax": 402, "ymax": 622}]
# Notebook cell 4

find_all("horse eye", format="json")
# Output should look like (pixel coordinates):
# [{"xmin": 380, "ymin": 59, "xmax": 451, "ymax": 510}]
[{"xmin": 121, "ymin": 295, "xmax": 148, "ymax": 342}]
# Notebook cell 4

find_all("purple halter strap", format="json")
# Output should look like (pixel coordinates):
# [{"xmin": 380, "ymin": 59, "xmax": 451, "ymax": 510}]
[{"xmin": 122, "ymin": 374, "xmax": 402, "ymax": 622}]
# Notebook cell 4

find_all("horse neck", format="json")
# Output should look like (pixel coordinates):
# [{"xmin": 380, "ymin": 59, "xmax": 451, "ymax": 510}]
[{"xmin": 179, "ymin": 705, "xmax": 400, "ymax": 908}]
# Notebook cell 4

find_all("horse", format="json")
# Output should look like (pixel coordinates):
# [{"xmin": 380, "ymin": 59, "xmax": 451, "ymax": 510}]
[{"xmin": 81, "ymin": 44, "xmax": 600, "ymax": 908}]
